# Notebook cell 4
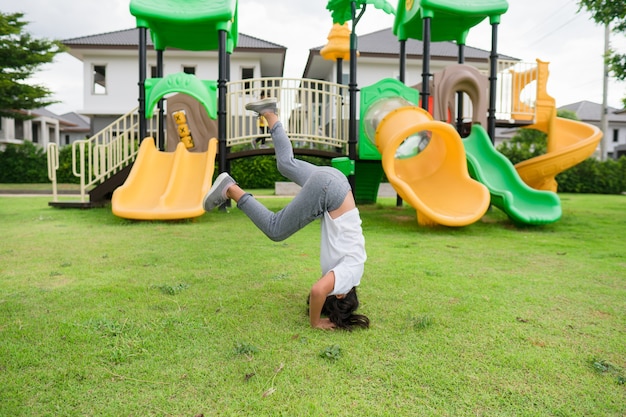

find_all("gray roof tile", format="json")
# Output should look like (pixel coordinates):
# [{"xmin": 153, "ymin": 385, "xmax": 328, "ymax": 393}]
[
  {"xmin": 63, "ymin": 28, "xmax": 286, "ymax": 50},
  {"xmin": 312, "ymin": 28, "xmax": 516, "ymax": 61},
  {"xmin": 559, "ymin": 100, "xmax": 626, "ymax": 122}
]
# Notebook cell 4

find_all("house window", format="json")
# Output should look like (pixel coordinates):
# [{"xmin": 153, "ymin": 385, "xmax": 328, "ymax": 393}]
[
  {"xmin": 242, "ymin": 67, "xmax": 254, "ymax": 92},
  {"xmin": 32, "ymin": 123, "xmax": 39, "ymax": 143},
  {"xmin": 183, "ymin": 66, "xmax": 196, "ymax": 75},
  {"xmin": 92, "ymin": 65, "xmax": 107, "ymax": 95},
  {"xmin": 613, "ymin": 129, "xmax": 619, "ymax": 143},
  {"xmin": 15, "ymin": 119, "xmax": 24, "ymax": 139},
  {"xmin": 65, "ymin": 135, "xmax": 70, "ymax": 145},
  {"xmin": 150, "ymin": 65, "xmax": 158, "ymax": 78}
]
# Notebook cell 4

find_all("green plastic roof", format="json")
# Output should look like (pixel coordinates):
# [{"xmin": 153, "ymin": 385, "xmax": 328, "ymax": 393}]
[
  {"xmin": 144, "ymin": 73, "xmax": 217, "ymax": 119},
  {"xmin": 129, "ymin": 0, "xmax": 238, "ymax": 52},
  {"xmin": 393, "ymin": 0, "xmax": 508, "ymax": 44}
]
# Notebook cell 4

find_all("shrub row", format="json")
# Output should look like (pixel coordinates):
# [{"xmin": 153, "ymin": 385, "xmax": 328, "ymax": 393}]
[
  {"xmin": 1, "ymin": 142, "xmax": 623, "ymax": 194},
  {"xmin": 0, "ymin": 143, "xmax": 330, "ymax": 189}
]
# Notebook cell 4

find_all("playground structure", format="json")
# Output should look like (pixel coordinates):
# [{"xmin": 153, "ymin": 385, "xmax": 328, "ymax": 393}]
[
  {"xmin": 359, "ymin": 78, "xmax": 491, "ymax": 227},
  {"xmin": 47, "ymin": 0, "xmax": 602, "ymax": 227}
]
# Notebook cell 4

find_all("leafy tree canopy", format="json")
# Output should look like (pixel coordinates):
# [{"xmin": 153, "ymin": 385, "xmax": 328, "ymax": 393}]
[
  {"xmin": 0, "ymin": 12, "xmax": 66, "ymax": 119},
  {"xmin": 578, "ymin": 1, "xmax": 626, "ymax": 104}
]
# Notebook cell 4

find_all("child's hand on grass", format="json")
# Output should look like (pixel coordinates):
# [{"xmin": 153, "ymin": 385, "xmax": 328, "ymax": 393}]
[{"xmin": 313, "ymin": 318, "xmax": 336, "ymax": 330}]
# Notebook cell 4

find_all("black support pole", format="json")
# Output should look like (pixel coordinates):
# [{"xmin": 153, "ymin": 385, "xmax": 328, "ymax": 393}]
[
  {"xmin": 157, "ymin": 49, "xmax": 164, "ymax": 150},
  {"xmin": 399, "ymin": 40, "xmax": 406, "ymax": 83},
  {"xmin": 138, "ymin": 27, "xmax": 147, "ymax": 141},
  {"xmin": 225, "ymin": 50, "xmax": 231, "ymax": 173},
  {"xmin": 348, "ymin": 1, "xmax": 359, "ymax": 193},
  {"xmin": 336, "ymin": 57, "xmax": 344, "ymax": 153},
  {"xmin": 336, "ymin": 57, "xmax": 343, "ymax": 88},
  {"xmin": 457, "ymin": 43, "xmax": 465, "ymax": 134},
  {"xmin": 217, "ymin": 30, "xmax": 228, "ymax": 174},
  {"xmin": 421, "ymin": 17, "xmax": 431, "ymax": 111},
  {"xmin": 397, "ymin": 40, "xmax": 407, "ymax": 208},
  {"xmin": 488, "ymin": 22, "xmax": 499, "ymax": 143}
]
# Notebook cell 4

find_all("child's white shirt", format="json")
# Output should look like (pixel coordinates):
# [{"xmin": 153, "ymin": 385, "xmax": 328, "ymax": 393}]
[{"xmin": 320, "ymin": 207, "xmax": 366, "ymax": 295}]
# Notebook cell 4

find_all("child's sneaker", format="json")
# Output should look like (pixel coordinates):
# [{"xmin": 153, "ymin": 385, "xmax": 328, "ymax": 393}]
[
  {"xmin": 203, "ymin": 172, "xmax": 236, "ymax": 211},
  {"xmin": 245, "ymin": 97, "xmax": 277, "ymax": 116}
]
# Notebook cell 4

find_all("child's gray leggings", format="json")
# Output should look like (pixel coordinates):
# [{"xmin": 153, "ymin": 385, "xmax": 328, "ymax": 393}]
[{"xmin": 237, "ymin": 121, "xmax": 351, "ymax": 241}]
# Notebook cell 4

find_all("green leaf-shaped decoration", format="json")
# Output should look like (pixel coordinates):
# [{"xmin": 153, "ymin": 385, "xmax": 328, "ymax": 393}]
[{"xmin": 326, "ymin": 0, "xmax": 395, "ymax": 25}]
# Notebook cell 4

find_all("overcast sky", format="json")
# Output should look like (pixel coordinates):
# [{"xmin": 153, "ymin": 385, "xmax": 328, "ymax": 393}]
[{"xmin": 4, "ymin": 0, "xmax": 626, "ymax": 114}]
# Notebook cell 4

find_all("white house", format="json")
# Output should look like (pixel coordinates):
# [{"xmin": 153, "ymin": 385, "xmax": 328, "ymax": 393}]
[
  {"xmin": 62, "ymin": 28, "xmax": 287, "ymax": 133},
  {"xmin": 304, "ymin": 27, "xmax": 500, "ymax": 89},
  {"xmin": 0, "ymin": 108, "xmax": 89, "ymax": 150},
  {"xmin": 559, "ymin": 101, "xmax": 626, "ymax": 159}
]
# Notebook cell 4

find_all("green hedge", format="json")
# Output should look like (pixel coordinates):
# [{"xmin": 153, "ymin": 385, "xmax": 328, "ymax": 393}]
[
  {"xmin": 228, "ymin": 155, "xmax": 330, "ymax": 189},
  {"xmin": 0, "ymin": 142, "xmax": 48, "ymax": 183},
  {"xmin": 495, "ymin": 128, "xmax": 626, "ymax": 194},
  {"xmin": 1, "ymin": 142, "xmax": 623, "ymax": 194},
  {"xmin": 556, "ymin": 156, "xmax": 626, "ymax": 194}
]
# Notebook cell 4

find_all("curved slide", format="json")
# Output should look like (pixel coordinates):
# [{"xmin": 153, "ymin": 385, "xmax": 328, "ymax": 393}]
[
  {"xmin": 511, "ymin": 59, "xmax": 602, "ymax": 192},
  {"xmin": 375, "ymin": 104, "xmax": 490, "ymax": 227},
  {"xmin": 112, "ymin": 137, "xmax": 218, "ymax": 220},
  {"xmin": 463, "ymin": 125, "xmax": 562, "ymax": 225},
  {"xmin": 515, "ymin": 117, "xmax": 602, "ymax": 192}
]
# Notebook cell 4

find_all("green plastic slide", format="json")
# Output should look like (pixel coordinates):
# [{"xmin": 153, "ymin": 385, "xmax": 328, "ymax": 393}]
[{"xmin": 463, "ymin": 125, "xmax": 562, "ymax": 225}]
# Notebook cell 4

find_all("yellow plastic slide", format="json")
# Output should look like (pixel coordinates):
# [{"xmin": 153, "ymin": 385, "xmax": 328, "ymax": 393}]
[
  {"xmin": 513, "ymin": 60, "xmax": 602, "ymax": 191},
  {"xmin": 112, "ymin": 137, "xmax": 218, "ymax": 220},
  {"xmin": 516, "ymin": 116, "xmax": 602, "ymax": 192},
  {"xmin": 376, "ymin": 105, "xmax": 490, "ymax": 227}
]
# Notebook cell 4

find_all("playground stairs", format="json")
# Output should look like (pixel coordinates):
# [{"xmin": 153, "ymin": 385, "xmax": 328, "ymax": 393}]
[
  {"xmin": 47, "ymin": 106, "xmax": 159, "ymax": 208},
  {"xmin": 48, "ymin": 164, "xmax": 133, "ymax": 209}
]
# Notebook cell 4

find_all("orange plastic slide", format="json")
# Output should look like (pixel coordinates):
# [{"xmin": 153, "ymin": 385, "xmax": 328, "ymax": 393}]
[
  {"xmin": 376, "ymin": 105, "xmax": 490, "ymax": 227},
  {"xmin": 112, "ymin": 137, "xmax": 218, "ymax": 220},
  {"xmin": 513, "ymin": 60, "xmax": 602, "ymax": 191}
]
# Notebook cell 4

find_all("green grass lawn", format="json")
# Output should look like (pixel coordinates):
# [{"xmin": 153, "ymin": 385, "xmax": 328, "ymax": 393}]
[{"xmin": 1, "ymin": 193, "xmax": 625, "ymax": 416}]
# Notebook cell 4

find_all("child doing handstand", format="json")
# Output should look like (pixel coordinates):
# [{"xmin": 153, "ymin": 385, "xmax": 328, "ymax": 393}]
[{"xmin": 203, "ymin": 98, "xmax": 369, "ymax": 330}]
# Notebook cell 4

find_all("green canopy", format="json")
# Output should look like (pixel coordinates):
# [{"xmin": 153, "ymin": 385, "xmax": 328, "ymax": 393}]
[
  {"xmin": 129, "ymin": 0, "xmax": 238, "ymax": 52},
  {"xmin": 393, "ymin": 0, "xmax": 508, "ymax": 44}
]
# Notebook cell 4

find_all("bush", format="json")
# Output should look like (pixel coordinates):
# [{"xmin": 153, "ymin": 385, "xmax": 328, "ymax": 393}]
[
  {"xmin": 55, "ymin": 145, "xmax": 80, "ymax": 184},
  {"xmin": 557, "ymin": 156, "xmax": 626, "ymax": 194},
  {"xmin": 0, "ymin": 142, "xmax": 48, "ymax": 183},
  {"xmin": 229, "ymin": 155, "xmax": 330, "ymax": 189},
  {"xmin": 496, "ymin": 128, "xmax": 547, "ymax": 165},
  {"xmin": 229, "ymin": 155, "xmax": 284, "ymax": 189}
]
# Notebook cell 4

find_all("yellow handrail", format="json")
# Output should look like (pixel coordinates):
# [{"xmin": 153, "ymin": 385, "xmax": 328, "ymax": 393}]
[{"xmin": 46, "ymin": 143, "xmax": 59, "ymax": 202}]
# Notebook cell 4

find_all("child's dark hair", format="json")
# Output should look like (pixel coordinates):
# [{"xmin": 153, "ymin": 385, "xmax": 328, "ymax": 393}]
[{"xmin": 308, "ymin": 288, "xmax": 370, "ymax": 330}]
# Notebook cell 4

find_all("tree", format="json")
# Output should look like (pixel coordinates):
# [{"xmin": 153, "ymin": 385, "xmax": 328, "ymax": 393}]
[
  {"xmin": 578, "ymin": 1, "xmax": 626, "ymax": 104},
  {"xmin": 0, "ymin": 12, "xmax": 66, "ymax": 119}
]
